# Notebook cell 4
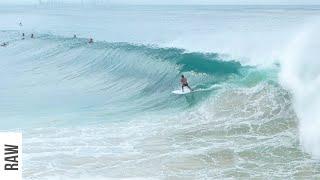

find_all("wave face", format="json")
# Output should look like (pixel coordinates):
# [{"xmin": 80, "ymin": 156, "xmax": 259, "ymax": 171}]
[
  {"xmin": 0, "ymin": 31, "xmax": 245, "ymax": 127},
  {"xmin": 1, "ymin": 31, "xmax": 320, "ymax": 179}
]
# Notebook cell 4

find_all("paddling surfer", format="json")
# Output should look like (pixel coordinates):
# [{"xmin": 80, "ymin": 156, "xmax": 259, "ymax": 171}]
[{"xmin": 180, "ymin": 75, "xmax": 193, "ymax": 92}]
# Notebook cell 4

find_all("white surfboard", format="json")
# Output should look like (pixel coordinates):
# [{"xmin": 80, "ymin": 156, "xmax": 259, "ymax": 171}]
[
  {"xmin": 172, "ymin": 88, "xmax": 192, "ymax": 94},
  {"xmin": 172, "ymin": 85, "xmax": 219, "ymax": 95}
]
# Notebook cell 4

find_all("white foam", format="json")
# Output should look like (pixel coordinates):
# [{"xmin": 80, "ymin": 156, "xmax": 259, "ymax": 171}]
[{"xmin": 280, "ymin": 20, "xmax": 320, "ymax": 158}]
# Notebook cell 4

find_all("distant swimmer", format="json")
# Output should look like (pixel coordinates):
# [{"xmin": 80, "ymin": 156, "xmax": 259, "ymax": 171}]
[
  {"xmin": 1, "ymin": 42, "xmax": 8, "ymax": 47},
  {"xmin": 19, "ymin": 22, "xmax": 23, "ymax": 26},
  {"xmin": 73, "ymin": 34, "xmax": 77, "ymax": 38},
  {"xmin": 180, "ymin": 75, "xmax": 193, "ymax": 92},
  {"xmin": 88, "ymin": 38, "xmax": 93, "ymax": 43},
  {"xmin": 22, "ymin": 33, "xmax": 25, "ymax": 40},
  {"xmin": 31, "ymin": 34, "xmax": 34, "ymax": 38}
]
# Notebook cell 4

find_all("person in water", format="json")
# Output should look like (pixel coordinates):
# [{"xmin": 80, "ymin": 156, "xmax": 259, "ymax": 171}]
[
  {"xmin": 88, "ymin": 38, "xmax": 93, "ymax": 43},
  {"xmin": 22, "ymin": 33, "xmax": 25, "ymax": 40},
  {"xmin": 31, "ymin": 34, "xmax": 34, "ymax": 38},
  {"xmin": 1, "ymin": 42, "xmax": 8, "ymax": 47},
  {"xmin": 180, "ymin": 75, "xmax": 193, "ymax": 92}
]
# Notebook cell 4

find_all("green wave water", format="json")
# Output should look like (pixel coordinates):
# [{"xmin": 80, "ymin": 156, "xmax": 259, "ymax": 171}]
[
  {"xmin": 0, "ymin": 31, "xmax": 257, "ymax": 127},
  {"xmin": 1, "ymin": 31, "xmax": 319, "ymax": 179}
]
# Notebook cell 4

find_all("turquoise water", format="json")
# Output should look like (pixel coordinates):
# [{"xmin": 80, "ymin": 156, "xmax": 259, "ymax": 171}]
[
  {"xmin": 1, "ymin": 5, "xmax": 320, "ymax": 179},
  {"xmin": 0, "ymin": 32, "xmax": 248, "ymax": 127}
]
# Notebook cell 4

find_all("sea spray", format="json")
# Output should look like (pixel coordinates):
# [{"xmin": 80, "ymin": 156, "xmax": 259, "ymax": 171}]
[{"xmin": 280, "ymin": 22, "xmax": 320, "ymax": 158}]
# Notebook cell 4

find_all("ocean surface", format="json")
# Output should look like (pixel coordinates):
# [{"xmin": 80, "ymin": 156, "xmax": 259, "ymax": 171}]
[{"xmin": 1, "ymin": 4, "xmax": 320, "ymax": 179}]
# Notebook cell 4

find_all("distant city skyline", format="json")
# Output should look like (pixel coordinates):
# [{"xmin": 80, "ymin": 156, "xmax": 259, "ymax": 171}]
[{"xmin": 2, "ymin": 0, "xmax": 320, "ymax": 5}]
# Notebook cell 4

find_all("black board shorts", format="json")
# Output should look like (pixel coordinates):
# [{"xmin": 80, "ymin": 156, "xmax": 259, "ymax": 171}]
[{"xmin": 182, "ymin": 83, "xmax": 189, "ymax": 87}]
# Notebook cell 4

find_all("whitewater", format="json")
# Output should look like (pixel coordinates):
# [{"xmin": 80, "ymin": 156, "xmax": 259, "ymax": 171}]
[{"xmin": 1, "ymin": 4, "xmax": 320, "ymax": 179}]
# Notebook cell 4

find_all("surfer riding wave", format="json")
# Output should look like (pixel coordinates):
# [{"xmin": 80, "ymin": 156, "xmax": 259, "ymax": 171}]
[{"xmin": 180, "ymin": 75, "xmax": 193, "ymax": 92}]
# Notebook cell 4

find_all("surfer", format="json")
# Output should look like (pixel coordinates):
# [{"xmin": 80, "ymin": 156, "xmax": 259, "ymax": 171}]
[
  {"xmin": 88, "ymin": 38, "xmax": 93, "ymax": 43},
  {"xmin": 31, "ymin": 34, "xmax": 34, "ymax": 38},
  {"xmin": 22, "ymin": 33, "xmax": 25, "ymax": 40},
  {"xmin": 180, "ymin": 75, "xmax": 193, "ymax": 92},
  {"xmin": 1, "ymin": 42, "xmax": 8, "ymax": 47}
]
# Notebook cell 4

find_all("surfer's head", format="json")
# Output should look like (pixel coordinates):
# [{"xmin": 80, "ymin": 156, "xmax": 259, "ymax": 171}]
[{"xmin": 181, "ymin": 75, "xmax": 184, "ymax": 78}]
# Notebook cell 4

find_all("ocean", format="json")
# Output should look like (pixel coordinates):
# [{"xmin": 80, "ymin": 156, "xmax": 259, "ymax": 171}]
[{"xmin": 1, "ymin": 4, "xmax": 320, "ymax": 179}]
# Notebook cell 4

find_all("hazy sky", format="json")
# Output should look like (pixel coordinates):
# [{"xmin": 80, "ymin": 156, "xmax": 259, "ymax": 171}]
[{"xmin": 2, "ymin": 0, "xmax": 320, "ymax": 5}]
